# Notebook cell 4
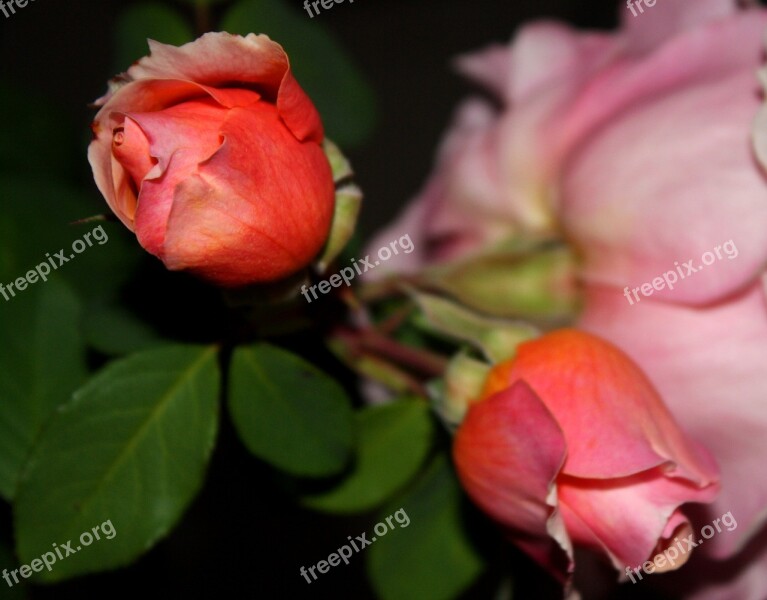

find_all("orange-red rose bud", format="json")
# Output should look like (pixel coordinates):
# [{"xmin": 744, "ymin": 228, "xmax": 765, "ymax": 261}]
[
  {"xmin": 453, "ymin": 329, "xmax": 719, "ymax": 585},
  {"xmin": 88, "ymin": 32, "xmax": 335, "ymax": 287}
]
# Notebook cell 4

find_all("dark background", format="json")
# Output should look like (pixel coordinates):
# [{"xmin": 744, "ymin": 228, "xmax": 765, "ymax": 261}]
[{"xmin": 0, "ymin": 1, "xmax": 628, "ymax": 598}]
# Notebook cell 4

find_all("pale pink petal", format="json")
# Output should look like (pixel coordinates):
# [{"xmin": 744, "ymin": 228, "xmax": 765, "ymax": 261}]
[
  {"xmin": 368, "ymin": 24, "xmax": 623, "ymax": 264},
  {"xmin": 374, "ymin": 25, "xmax": 623, "ymax": 269},
  {"xmin": 423, "ymin": 99, "xmax": 517, "ymax": 256},
  {"xmin": 753, "ymin": 64, "xmax": 767, "ymax": 170},
  {"xmin": 753, "ymin": 100, "xmax": 767, "ymax": 171},
  {"xmin": 553, "ymin": 10, "xmax": 767, "ymax": 178},
  {"xmin": 364, "ymin": 99, "xmax": 509, "ymax": 274},
  {"xmin": 579, "ymin": 281, "xmax": 767, "ymax": 558},
  {"xmin": 491, "ymin": 27, "xmax": 621, "ymax": 233},
  {"xmin": 620, "ymin": 0, "xmax": 739, "ymax": 55},
  {"xmin": 454, "ymin": 43, "xmax": 512, "ymax": 101},
  {"xmin": 363, "ymin": 198, "xmax": 432, "ymax": 279},
  {"xmin": 489, "ymin": 23, "xmax": 615, "ymax": 103},
  {"xmin": 561, "ymin": 68, "xmax": 767, "ymax": 305}
]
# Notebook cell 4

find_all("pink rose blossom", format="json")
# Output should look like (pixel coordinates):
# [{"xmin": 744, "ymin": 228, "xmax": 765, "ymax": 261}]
[{"xmin": 372, "ymin": 1, "xmax": 767, "ymax": 596}]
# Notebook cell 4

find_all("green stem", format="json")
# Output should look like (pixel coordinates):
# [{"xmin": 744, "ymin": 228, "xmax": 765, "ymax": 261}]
[
  {"xmin": 357, "ymin": 273, "xmax": 426, "ymax": 304},
  {"xmin": 342, "ymin": 328, "xmax": 449, "ymax": 378}
]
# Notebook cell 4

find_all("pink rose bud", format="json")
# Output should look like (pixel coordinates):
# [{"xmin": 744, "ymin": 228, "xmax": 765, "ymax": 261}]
[
  {"xmin": 88, "ymin": 33, "xmax": 335, "ymax": 287},
  {"xmin": 453, "ymin": 329, "xmax": 719, "ymax": 587}
]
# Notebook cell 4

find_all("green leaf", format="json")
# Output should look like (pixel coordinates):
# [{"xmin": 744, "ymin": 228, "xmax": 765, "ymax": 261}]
[
  {"xmin": 84, "ymin": 305, "xmax": 166, "ymax": 356},
  {"xmin": 368, "ymin": 455, "xmax": 485, "ymax": 600},
  {"xmin": 114, "ymin": 3, "xmax": 194, "ymax": 71},
  {"xmin": 0, "ymin": 279, "xmax": 87, "ymax": 500},
  {"xmin": 303, "ymin": 400, "xmax": 435, "ymax": 513},
  {"xmin": 221, "ymin": 0, "xmax": 377, "ymax": 147},
  {"xmin": 229, "ymin": 344, "xmax": 353, "ymax": 477},
  {"xmin": 0, "ymin": 176, "xmax": 140, "ymax": 302},
  {"xmin": 14, "ymin": 345, "xmax": 220, "ymax": 581}
]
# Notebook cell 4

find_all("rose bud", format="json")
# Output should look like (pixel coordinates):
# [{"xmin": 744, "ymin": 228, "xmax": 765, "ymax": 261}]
[
  {"xmin": 88, "ymin": 32, "xmax": 335, "ymax": 287},
  {"xmin": 453, "ymin": 329, "xmax": 719, "ymax": 590}
]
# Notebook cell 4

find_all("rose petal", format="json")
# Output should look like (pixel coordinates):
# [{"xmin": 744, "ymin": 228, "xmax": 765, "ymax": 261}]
[
  {"xmin": 127, "ymin": 98, "xmax": 229, "ymax": 256},
  {"xmin": 365, "ymin": 97, "xmax": 513, "ymax": 275},
  {"xmin": 88, "ymin": 79, "xmax": 208, "ymax": 229},
  {"xmin": 556, "ymin": 9, "xmax": 767, "ymax": 159},
  {"xmin": 579, "ymin": 281, "xmax": 767, "ymax": 558},
  {"xmin": 127, "ymin": 33, "xmax": 323, "ymax": 143},
  {"xmin": 107, "ymin": 116, "xmax": 156, "ymax": 225},
  {"xmin": 197, "ymin": 86, "xmax": 261, "ymax": 109},
  {"xmin": 620, "ymin": 0, "xmax": 739, "ymax": 54},
  {"xmin": 454, "ymin": 381, "xmax": 572, "ymax": 577},
  {"xmin": 419, "ymin": 99, "xmax": 518, "ymax": 258},
  {"xmin": 468, "ymin": 23, "xmax": 616, "ymax": 104},
  {"xmin": 111, "ymin": 116, "xmax": 155, "ymax": 186},
  {"xmin": 454, "ymin": 43, "xmax": 512, "ymax": 101},
  {"xmin": 363, "ymin": 197, "xmax": 432, "ymax": 278},
  {"xmin": 489, "ymin": 330, "xmax": 719, "ymax": 483},
  {"xmin": 160, "ymin": 102, "xmax": 333, "ymax": 285},
  {"xmin": 126, "ymin": 99, "xmax": 227, "ymax": 163},
  {"xmin": 562, "ymin": 67, "xmax": 767, "ymax": 305},
  {"xmin": 559, "ymin": 472, "xmax": 717, "ymax": 570},
  {"xmin": 366, "ymin": 24, "xmax": 625, "ymax": 267}
]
